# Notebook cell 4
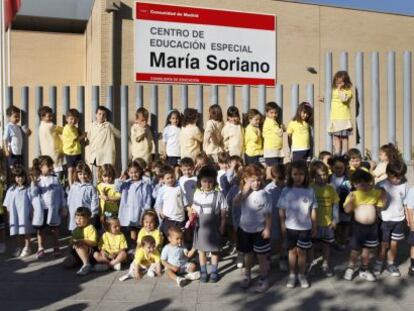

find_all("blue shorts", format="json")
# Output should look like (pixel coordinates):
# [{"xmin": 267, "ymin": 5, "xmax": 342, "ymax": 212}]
[
  {"xmin": 65, "ymin": 154, "xmax": 83, "ymax": 168},
  {"xmin": 292, "ymin": 150, "xmax": 311, "ymax": 162},
  {"xmin": 380, "ymin": 220, "xmax": 406, "ymax": 242},
  {"xmin": 237, "ymin": 228, "xmax": 271, "ymax": 254},
  {"xmin": 350, "ymin": 222, "xmax": 379, "ymax": 251},
  {"xmin": 317, "ymin": 226, "xmax": 335, "ymax": 244},
  {"xmin": 285, "ymin": 229, "xmax": 312, "ymax": 250},
  {"xmin": 265, "ymin": 157, "xmax": 283, "ymax": 166}
]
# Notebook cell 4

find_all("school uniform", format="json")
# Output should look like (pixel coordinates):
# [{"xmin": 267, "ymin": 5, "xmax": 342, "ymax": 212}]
[
  {"xmin": 62, "ymin": 124, "xmax": 82, "ymax": 168},
  {"xmin": 264, "ymin": 182, "xmax": 284, "ymax": 241},
  {"xmin": 39, "ymin": 121, "xmax": 63, "ymax": 170},
  {"xmin": 221, "ymin": 121, "xmax": 244, "ymax": 157},
  {"xmin": 67, "ymin": 182, "xmax": 99, "ymax": 231},
  {"xmin": 244, "ymin": 124, "xmax": 263, "ymax": 165},
  {"xmin": 328, "ymin": 88, "xmax": 353, "ymax": 136},
  {"xmin": 86, "ymin": 121, "xmax": 120, "ymax": 166},
  {"xmin": 3, "ymin": 123, "xmax": 24, "ymax": 167},
  {"xmin": 263, "ymin": 117, "xmax": 284, "ymax": 165},
  {"xmin": 286, "ymin": 120, "xmax": 312, "ymax": 161},
  {"xmin": 203, "ymin": 119, "xmax": 224, "ymax": 161},
  {"xmin": 130, "ymin": 123, "xmax": 153, "ymax": 163},
  {"xmin": 179, "ymin": 175, "xmax": 197, "ymax": 206},
  {"xmin": 162, "ymin": 124, "xmax": 181, "ymax": 166},
  {"xmin": 179, "ymin": 124, "xmax": 203, "ymax": 160}
]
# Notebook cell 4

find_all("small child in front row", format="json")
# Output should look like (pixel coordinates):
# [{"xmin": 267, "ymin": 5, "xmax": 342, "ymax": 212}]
[
  {"xmin": 263, "ymin": 101, "xmax": 285, "ymax": 167},
  {"xmin": 137, "ymin": 210, "xmax": 163, "ymax": 250},
  {"xmin": 191, "ymin": 166, "xmax": 227, "ymax": 283},
  {"xmin": 94, "ymin": 217, "xmax": 128, "ymax": 272},
  {"xmin": 97, "ymin": 164, "xmax": 121, "ymax": 225},
  {"xmin": 130, "ymin": 107, "xmax": 153, "ymax": 163},
  {"xmin": 131, "ymin": 235, "xmax": 162, "ymax": 280},
  {"xmin": 374, "ymin": 160, "xmax": 408, "ymax": 277},
  {"xmin": 244, "ymin": 109, "xmax": 263, "ymax": 165},
  {"xmin": 343, "ymin": 168, "xmax": 386, "ymax": 282},
  {"xmin": 287, "ymin": 102, "xmax": 313, "ymax": 162},
  {"xmin": 222, "ymin": 106, "xmax": 244, "ymax": 158},
  {"xmin": 278, "ymin": 160, "xmax": 317, "ymax": 289},
  {"xmin": 161, "ymin": 226, "xmax": 200, "ymax": 287},
  {"xmin": 64, "ymin": 207, "xmax": 98, "ymax": 276},
  {"xmin": 233, "ymin": 165, "xmax": 272, "ymax": 293}
]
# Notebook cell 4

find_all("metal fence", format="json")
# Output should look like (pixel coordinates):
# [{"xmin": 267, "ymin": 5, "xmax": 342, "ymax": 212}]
[{"xmin": 3, "ymin": 50, "xmax": 413, "ymax": 171}]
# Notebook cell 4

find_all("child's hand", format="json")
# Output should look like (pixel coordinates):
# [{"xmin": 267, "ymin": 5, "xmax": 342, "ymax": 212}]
[
  {"xmin": 120, "ymin": 170, "xmax": 129, "ymax": 180},
  {"xmin": 330, "ymin": 222, "xmax": 337, "ymax": 230},
  {"xmin": 26, "ymin": 128, "xmax": 32, "ymax": 136},
  {"xmin": 60, "ymin": 207, "xmax": 68, "ymax": 218},
  {"xmin": 261, "ymin": 227, "xmax": 271, "ymax": 239}
]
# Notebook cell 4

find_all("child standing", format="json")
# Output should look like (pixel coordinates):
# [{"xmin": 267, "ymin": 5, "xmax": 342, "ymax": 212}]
[
  {"xmin": 222, "ymin": 106, "xmax": 244, "ymax": 158},
  {"xmin": 191, "ymin": 166, "xmax": 227, "ymax": 282},
  {"xmin": 137, "ymin": 210, "xmax": 163, "ymax": 249},
  {"xmin": 3, "ymin": 166, "xmax": 33, "ymax": 257},
  {"xmin": 3, "ymin": 106, "xmax": 31, "ymax": 170},
  {"xmin": 116, "ymin": 161, "xmax": 152, "ymax": 244},
  {"xmin": 62, "ymin": 109, "xmax": 84, "ymax": 186},
  {"xmin": 347, "ymin": 148, "xmax": 362, "ymax": 175},
  {"xmin": 38, "ymin": 106, "xmax": 63, "ymax": 175},
  {"xmin": 233, "ymin": 165, "xmax": 272, "ymax": 293},
  {"xmin": 162, "ymin": 110, "xmax": 181, "ymax": 166},
  {"xmin": 374, "ymin": 160, "xmax": 408, "ymax": 277},
  {"xmin": 67, "ymin": 162, "xmax": 99, "ymax": 231},
  {"xmin": 203, "ymin": 104, "xmax": 224, "ymax": 162},
  {"xmin": 278, "ymin": 161, "xmax": 317, "ymax": 288},
  {"xmin": 86, "ymin": 105, "xmax": 121, "ymax": 168},
  {"xmin": 65, "ymin": 207, "xmax": 98, "ymax": 276},
  {"xmin": 244, "ymin": 109, "xmax": 263, "ymax": 165},
  {"xmin": 97, "ymin": 164, "xmax": 121, "ymax": 224},
  {"xmin": 94, "ymin": 217, "xmax": 128, "ymax": 271},
  {"xmin": 130, "ymin": 107, "xmax": 153, "ymax": 163},
  {"xmin": 287, "ymin": 102, "xmax": 313, "ymax": 162},
  {"xmin": 179, "ymin": 108, "xmax": 203, "ymax": 161},
  {"xmin": 310, "ymin": 161, "xmax": 339, "ymax": 276},
  {"xmin": 373, "ymin": 143, "xmax": 400, "ymax": 184},
  {"xmin": 343, "ymin": 168, "xmax": 386, "ymax": 282},
  {"xmin": 328, "ymin": 71, "xmax": 353, "ymax": 156},
  {"xmin": 263, "ymin": 102, "xmax": 285, "ymax": 166},
  {"xmin": 161, "ymin": 226, "xmax": 200, "ymax": 287},
  {"xmin": 178, "ymin": 157, "xmax": 197, "ymax": 206},
  {"xmin": 31, "ymin": 156, "xmax": 66, "ymax": 259}
]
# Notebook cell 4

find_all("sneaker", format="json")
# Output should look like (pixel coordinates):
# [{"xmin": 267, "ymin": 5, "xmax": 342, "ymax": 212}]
[
  {"xmin": 343, "ymin": 268, "xmax": 354, "ymax": 281},
  {"xmin": 94, "ymin": 264, "xmax": 110, "ymax": 272},
  {"xmin": 240, "ymin": 276, "xmax": 251, "ymax": 289},
  {"xmin": 298, "ymin": 274, "xmax": 310, "ymax": 288},
  {"xmin": 386, "ymin": 264, "xmax": 401, "ymax": 277},
  {"xmin": 0, "ymin": 242, "xmax": 6, "ymax": 254},
  {"xmin": 20, "ymin": 247, "xmax": 32, "ymax": 258},
  {"xmin": 321, "ymin": 263, "xmax": 333, "ymax": 277},
  {"xmin": 210, "ymin": 271, "xmax": 220, "ymax": 283},
  {"xmin": 147, "ymin": 267, "xmax": 156, "ymax": 278},
  {"xmin": 200, "ymin": 272, "xmax": 209, "ymax": 283},
  {"xmin": 279, "ymin": 257, "xmax": 288, "ymax": 272},
  {"xmin": 255, "ymin": 277, "xmax": 270, "ymax": 293},
  {"xmin": 286, "ymin": 274, "xmax": 296, "ymax": 288},
  {"xmin": 236, "ymin": 253, "xmax": 244, "ymax": 269},
  {"xmin": 408, "ymin": 266, "xmax": 414, "ymax": 277},
  {"xmin": 36, "ymin": 249, "xmax": 45, "ymax": 260},
  {"xmin": 373, "ymin": 261, "xmax": 383, "ymax": 276},
  {"xmin": 185, "ymin": 271, "xmax": 201, "ymax": 281},
  {"xmin": 76, "ymin": 264, "xmax": 92, "ymax": 276},
  {"xmin": 119, "ymin": 273, "xmax": 133, "ymax": 282},
  {"xmin": 12, "ymin": 247, "xmax": 22, "ymax": 257},
  {"xmin": 176, "ymin": 276, "xmax": 187, "ymax": 287},
  {"xmin": 358, "ymin": 269, "xmax": 376, "ymax": 282},
  {"xmin": 113, "ymin": 263, "xmax": 121, "ymax": 271}
]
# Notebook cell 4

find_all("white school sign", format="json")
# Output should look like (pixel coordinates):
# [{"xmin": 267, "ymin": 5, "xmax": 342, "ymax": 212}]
[{"xmin": 134, "ymin": 2, "xmax": 276, "ymax": 86}]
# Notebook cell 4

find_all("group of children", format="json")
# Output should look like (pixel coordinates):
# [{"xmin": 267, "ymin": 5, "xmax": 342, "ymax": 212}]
[{"xmin": 1, "ymin": 70, "xmax": 414, "ymax": 293}]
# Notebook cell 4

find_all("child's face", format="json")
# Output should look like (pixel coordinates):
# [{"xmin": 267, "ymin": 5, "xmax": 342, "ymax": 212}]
[
  {"xmin": 42, "ymin": 112, "xmax": 53, "ymax": 123},
  {"xmin": 388, "ymin": 174, "xmax": 403, "ymax": 186},
  {"xmin": 349, "ymin": 157, "xmax": 361, "ymax": 169},
  {"xmin": 168, "ymin": 231, "xmax": 183, "ymax": 246},
  {"xmin": 66, "ymin": 115, "xmax": 78, "ymax": 126},
  {"xmin": 136, "ymin": 114, "xmax": 148, "ymax": 127},
  {"xmin": 250, "ymin": 115, "xmax": 261, "ymax": 127},
  {"xmin": 143, "ymin": 215, "xmax": 156, "ymax": 231},
  {"xmin": 15, "ymin": 175, "xmax": 25, "ymax": 186},
  {"xmin": 109, "ymin": 221, "xmax": 121, "ymax": 234},
  {"xmin": 266, "ymin": 109, "xmax": 278, "ymax": 120},
  {"xmin": 170, "ymin": 114, "xmax": 179, "ymax": 126},
  {"xmin": 196, "ymin": 159, "xmax": 207, "ymax": 169},
  {"xmin": 128, "ymin": 167, "xmax": 141, "ymax": 181},
  {"xmin": 200, "ymin": 177, "xmax": 215, "ymax": 192},
  {"xmin": 102, "ymin": 175, "xmax": 113, "ymax": 184},
  {"xmin": 181, "ymin": 165, "xmax": 194, "ymax": 177},
  {"xmin": 379, "ymin": 150, "xmax": 388, "ymax": 162},
  {"xmin": 164, "ymin": 173, "xmax": 176, "ymax": 187},
  {"xmin": 335, "ymin": 77, "xmax": 345, "ymax": 89},
  {"xmin": 354, "ymin": 181, "xmax": 371, "ymax": 191},
  {"xmin": 228, "ymin": 116, "xmax": 240, "ymax": 125},
  {"xmin": 77, "ymin": 171, "xmax": 90, "ymax": 183},
  {"xmin": 40, "ymin": 164, "xmax": 53, "ymax": 175},
  {"xmin": 332, "ymin": 161, "xmax": 345, "ymax": 177},
  {"xmin": 143, "ymin": 243, "xmax": 156, "ymax": 255},
  {"xmin": 314, "ymin": 168, "xmax": 328, "ymax": 185},
  {"xmin": 300, "ymin": 111, "xmax": 309, "ymax": 121},
  {"xmin": 75, "ymin": 215, "xmax": 89, "ymax": 228},
  {"xmin": 218, "ymin": 162, "xmax": 229, "ymax": 171},
  {"xmin": 8, "ymin": 112, "xmax": 20, "ymax": 124},
  {"xmin": 245, "ymin": 176, "xmax": 262, "ymax": 191},
  {"xmin": 96, "ymin": 109, "xmax": 107, "ymax": 123},
  {"xmin": 291, "ymin": 168, "xmax": 305, "ymax": 187}
]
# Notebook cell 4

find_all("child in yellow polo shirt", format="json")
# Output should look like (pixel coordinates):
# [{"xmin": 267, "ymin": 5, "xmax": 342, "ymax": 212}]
[
  {"xmin": 62, "ymin": 109, "xmax": 85, "ymax": 185},
  {"xmin": 287, "ymin": 102, "xmax": 313, "ymax": 162},
  {"xmin": 137, "ymin": 210, "xmax": 163, "ymax": 249},
  {"xmin": 244, "ymin": 109, "xmax": 263, "ymax": 165},
  {"xmin": 263, "ymin": 102, "xmax": 285, "ymax": 167},
  {"xmin": 97, "ymin": 164, "xmax": 121, "ymax": 225},
  {"xmin": 328, "ymin": 71, "xmax": 353, "ymax": 156},
  {"xmin": 94, "ymin": 217, "xmax": 128, "ymax": 272}
]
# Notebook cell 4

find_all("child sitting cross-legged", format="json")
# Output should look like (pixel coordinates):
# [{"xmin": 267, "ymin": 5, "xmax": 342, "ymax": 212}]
[{"xmin": 93, "ymin": 217, "xmax": 128, "ymax": 272}]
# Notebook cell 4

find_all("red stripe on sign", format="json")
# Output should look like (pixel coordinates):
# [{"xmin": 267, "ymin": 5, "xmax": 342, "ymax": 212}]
[
  {"xmin": 136, "ymin": 73, "xmax": 275, "ymax": 86},
  {"xmin": 136, "ymin": 2, "xmax": 275, "ymax": 31}
]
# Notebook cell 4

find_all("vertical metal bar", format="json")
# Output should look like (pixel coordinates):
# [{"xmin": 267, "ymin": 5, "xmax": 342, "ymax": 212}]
[
  {"xmin": 166, "ymin": 84, "xmax": 173, "ymax": 112},
  {"xmin": 196, "ymin": 85, "xmax": 204, "ymax": 128},
  {"xmin": 49, "ymin": 86, "xmax": 57, "ymax": 123},
  {"xmin": 356, "ymin": 52, "xmax": 365, "ymax": 155},
  {"xmin": 306, "ymin": 84, "xmax": 314, "ymax": 106},
  {"xmin": 403, "ymin": 51, "xmax": 412, "ymax": 162},
  {"xmin": 325, "ymin": 52, "xmax": 333, "ymax": 152},
  {"xmin": 6, "ymin": 86, "xmax": 12, "ymax": 109},
  {"xmin": 340, "ymin": 52, "xmax": 348, "ymax": 71},
  {"xmin": 35, "ymin": 86, "xmax": 43, "ymax": 157},
  {"xmin": 62, "ymin": 86, "xmax": 70, "ymax": 125},
  {"xmin": 275, "ymin": 84, "xmax": 283, "ymax": 123},
  {"xmin": 121, "ymin": 85, "xmax": 129, "ymax": 171},
  {"xmin": 291, "ymin": 84, "xmax": 299, "ymax": 115},
  {"xmin": 210, "ymin": 85, "xmax": 218, "ymax": 106},
  {"xmin": 242, "ymin": 85, "xmax": 250, "ymax": 113},
  {"xmin": 20, "ymin": 87, "xmax": 29, "ymax": 166},
  {"xmin": 77, "ymin": 86, "xmax": 85, "ymax": 133},
  {"xmin": 135, "ymin": 84, "xmax": 143, "ymax": 109},
  {"xmin": 151, "ymin": 85, "xmax": 159, "ymax": 155},
  {"xmin": 227, "ymin": 85, "xmax": 235, "ymax": 107},
  {"xmin": 106, "ymin": 85, "xmax": 113, "ymax": 122},
  {"xmin": 371, "ymin": 52, "xmax": 380, "ymax": 161},
  {"xmin": 258, "ymin": 85, "xmax": 266, "ymax": 114},
  {"xmin": 181, "ymin": 85, "xmax": 188, "ymax": 111},
  {"xmin": 91, "ymin": 85, "xmax": 99, "ymax": 122},
  {"xmin": 387, "ymin": 51, "xmax": 396, "ymax": 144}
]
